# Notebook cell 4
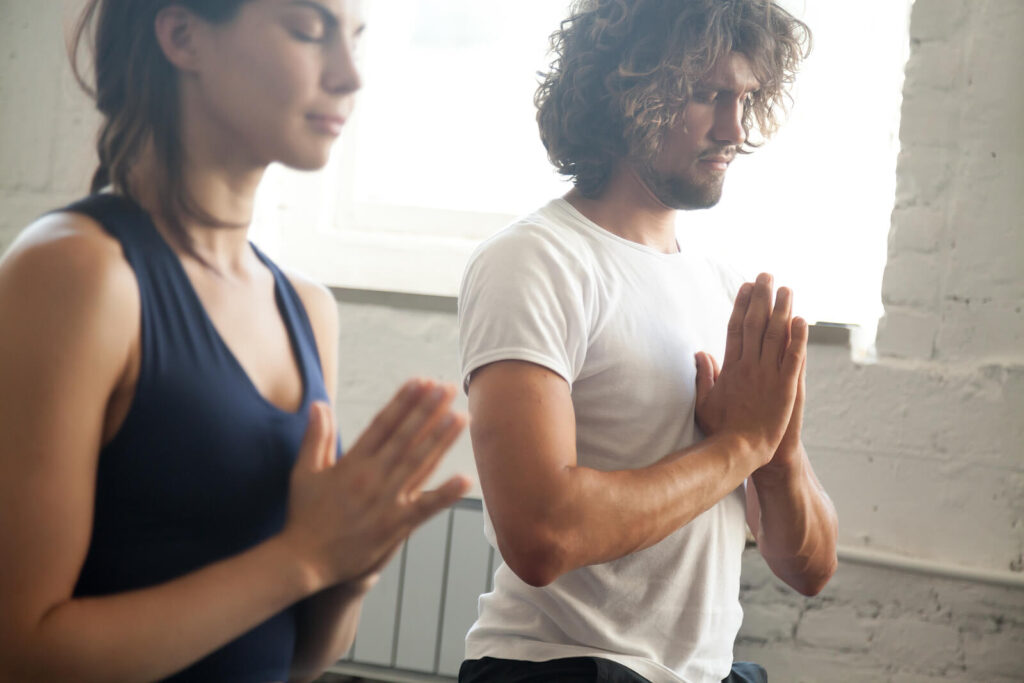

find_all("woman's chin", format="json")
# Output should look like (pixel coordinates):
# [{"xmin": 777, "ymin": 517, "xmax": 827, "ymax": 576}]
[{"xmin": 276, "ymin": 143, "xmax": 335, "ymax": 172}]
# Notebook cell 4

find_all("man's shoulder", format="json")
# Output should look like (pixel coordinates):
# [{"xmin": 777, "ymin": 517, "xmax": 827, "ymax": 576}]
[{"xmin": 470, "ymin": 200, "xmax": 594, "ymax": 269}]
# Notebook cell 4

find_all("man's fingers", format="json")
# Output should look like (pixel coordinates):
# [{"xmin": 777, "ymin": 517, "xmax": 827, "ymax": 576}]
[
  {"xmin": 742, "ymin": 273, "xmax": 774, "ymax": 360},
  {"xmin": 347, "ymin": 379, "xmax": 428, "ymax": 458},
  {"xmin": 782, "ymin": 316, "xmax": 808, "ymax": 382},
  {"xmin": 694, "ymin": 352, "xmax": 716, "ymax": 404},
  {"xmin": 762, "ymin": 286, "xmax": 792, "ymax": 367},
  {"xmin": 792, "ymin": 354, "xmax": 807, "ymax": 429},
  {"xmin": 711, "ymin": 353, "xmax": 721, "ymax": 381},
  {"xmin": 724, "ymin": 283, "xmax": 752, "ymax": 365}
]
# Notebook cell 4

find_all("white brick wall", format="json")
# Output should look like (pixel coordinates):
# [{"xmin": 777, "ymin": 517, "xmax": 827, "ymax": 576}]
[
  {"xmin": 0, "ymin": 1, "xmax": 99, "ymax": 251},
  {"xmin": 1, "ymin": 0, "xmax": 1021, "ymax": 680}
]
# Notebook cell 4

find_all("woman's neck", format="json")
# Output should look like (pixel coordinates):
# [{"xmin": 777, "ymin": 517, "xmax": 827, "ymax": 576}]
[{"xmin": 129, "ymin": 144, "xmax": 266, "ymax": 276}]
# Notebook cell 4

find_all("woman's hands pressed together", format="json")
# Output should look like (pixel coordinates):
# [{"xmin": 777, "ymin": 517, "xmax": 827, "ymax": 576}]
[
  {"xmin": 281, "ymin": 379, "xmax": 470, "ymax": 594},
  {"xmin": 694, "ymin": 273, "xmax": 808, "ymax": 472}
]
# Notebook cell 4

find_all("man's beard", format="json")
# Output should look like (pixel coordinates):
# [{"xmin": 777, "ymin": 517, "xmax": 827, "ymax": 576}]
[{"xmin": 635, "ymin": 161, "xmax": 727, "ymax": 211}]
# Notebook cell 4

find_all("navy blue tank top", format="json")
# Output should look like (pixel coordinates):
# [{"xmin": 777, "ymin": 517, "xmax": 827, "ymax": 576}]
[{"xmin": 67, "ymin": 193, "xmax": 333, "ymax": 682}]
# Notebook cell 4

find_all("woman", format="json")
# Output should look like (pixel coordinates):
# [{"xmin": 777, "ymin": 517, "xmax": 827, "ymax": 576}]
[{"xmin": 0, "ymin": 1, "xmax": 470, "ymax": 681}]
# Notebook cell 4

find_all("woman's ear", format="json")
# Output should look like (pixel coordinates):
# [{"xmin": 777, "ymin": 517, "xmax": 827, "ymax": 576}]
[{"xmin": 154, "ymin": 5, "xmax": 203, "ymax": 72}]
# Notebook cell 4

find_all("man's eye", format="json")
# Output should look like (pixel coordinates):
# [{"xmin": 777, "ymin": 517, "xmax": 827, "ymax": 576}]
[{"xmin": 693, "ymin": 91, "xmax": 716, "ymax": 103}]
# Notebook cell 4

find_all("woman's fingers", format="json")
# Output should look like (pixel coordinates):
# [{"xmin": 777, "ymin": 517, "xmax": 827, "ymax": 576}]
[
  {"xmin": 392, "ymin": 410, "xmax": 467, "ymax": 495},
  {"xmin": 724, "ymin": 282, "xmax": 752, "ymax": 365},
  {"xmin": 346, "ymin": 379, "xmax": 428, "ymax": 458},
  {"xmin": 405, "ymin": 476, "xmax": 472, "ymax": 528},
  {"xmin": 294, "ymin": 401, "xmax": 335, "ymax": 474},
  {"xmin": 742, "ymin": 273, "xmax": 774, "ymax": 361},
  {"xmin": 376, "ymin": 383, "xmax": 457, "ymax": 467}
]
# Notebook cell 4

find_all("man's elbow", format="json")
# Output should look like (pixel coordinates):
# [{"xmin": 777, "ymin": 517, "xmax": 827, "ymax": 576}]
[
  {"xmin": 497, "ymin": 528, "xmax": 571, "ymax": 588},
  {"xmin": 789, "ymin": 554, "xmax": 838, "ymax": 597}
]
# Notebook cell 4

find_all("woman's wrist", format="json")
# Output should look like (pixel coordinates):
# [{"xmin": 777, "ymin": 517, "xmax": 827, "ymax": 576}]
[{"xmin": 265, "ymin": 533, "xmax": 330, "ymax": 598}]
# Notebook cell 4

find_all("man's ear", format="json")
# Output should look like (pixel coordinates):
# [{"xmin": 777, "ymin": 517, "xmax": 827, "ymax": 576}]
[{"xmin": 154, "ymin": 5, "xmax": 204, "ymax": 72}]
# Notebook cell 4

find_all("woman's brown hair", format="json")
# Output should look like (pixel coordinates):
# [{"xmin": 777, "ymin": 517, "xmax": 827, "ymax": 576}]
[
  {"xmin": 536, "ymin": 0, "xmax": 811, "ymax": 197},
  {"xmin": 70, "ymin": 0, "xmax": 252, "ymax": 253}
]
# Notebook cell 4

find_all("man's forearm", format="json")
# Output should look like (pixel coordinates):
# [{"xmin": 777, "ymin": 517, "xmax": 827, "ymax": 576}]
[
  {"xmin": 500, "ymin": 432, "xmax": 762, "ymax": 586},
  {"xmin": 750, "ymin": 444, "xmax": 838, "ymax": 595}
]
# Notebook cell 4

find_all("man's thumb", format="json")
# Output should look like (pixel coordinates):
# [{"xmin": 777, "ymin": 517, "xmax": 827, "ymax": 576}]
[{"xmin": 695, "ymin": 351, "xmax": 715, "ymax": 402}]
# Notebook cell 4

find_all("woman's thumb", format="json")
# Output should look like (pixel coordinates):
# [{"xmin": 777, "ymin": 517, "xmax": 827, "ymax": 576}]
[{"xmin": 295, "ymin": 402, "xmax": 333, "ymax": 473}]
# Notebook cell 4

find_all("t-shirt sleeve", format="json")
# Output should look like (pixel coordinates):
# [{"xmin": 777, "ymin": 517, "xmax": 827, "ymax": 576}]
[{"xmin": 458, "ymin": 225, "xmax": 589, "ymax": 393}]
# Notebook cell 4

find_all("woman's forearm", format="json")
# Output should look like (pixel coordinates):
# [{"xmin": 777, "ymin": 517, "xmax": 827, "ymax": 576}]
[
  {"xmin": 7, "ymin": 535, "xmax": 319, "ymax": 683},
  {"xmin": 289, "ymin": 579, "xmax": 373, "ymax": 683}
]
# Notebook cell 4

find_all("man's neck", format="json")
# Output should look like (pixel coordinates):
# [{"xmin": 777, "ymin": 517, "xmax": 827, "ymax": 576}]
[{"xmin": 564, "ymin": 164, "xmax": 678, "ymax": 254}]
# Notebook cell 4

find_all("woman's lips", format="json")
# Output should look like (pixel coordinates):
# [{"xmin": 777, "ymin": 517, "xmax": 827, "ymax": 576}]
[{"xmin": 306, "ymin": 113, "xmax": 347, "ymax": 136}]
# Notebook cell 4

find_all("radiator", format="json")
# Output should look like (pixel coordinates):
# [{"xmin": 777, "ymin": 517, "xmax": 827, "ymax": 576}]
[{"xmin": 328, "ymin": 498, "xmax": 494, "ymax": 682}]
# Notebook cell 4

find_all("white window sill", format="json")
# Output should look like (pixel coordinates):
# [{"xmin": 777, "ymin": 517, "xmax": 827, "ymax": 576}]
[{"xmin": 277, "ymin": 228, "xmax": 480, "ymax": 298}]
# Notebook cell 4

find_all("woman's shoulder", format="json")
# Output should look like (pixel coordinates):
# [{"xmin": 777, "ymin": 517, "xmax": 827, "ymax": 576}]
[
  {"xmin": 4, "ymin": 208, "xmax": 126, "ymax": 271},
  {"xmin": 275, "ymin": 265, "xmax": 337, "ymax": 331},
  {"xmin": 0, "ymin": 209, "xmax": 139, "ymax": 327},
  {"xmin": 274, "ymin": 264, "xmax": 338, "ymax": 387}
]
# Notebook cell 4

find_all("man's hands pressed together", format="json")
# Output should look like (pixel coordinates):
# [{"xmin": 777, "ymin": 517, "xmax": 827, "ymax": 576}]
[
  {"xmin": 468, "ymin": 272, "xmax": 834, "ymax": 589},
  {"xmin": 694, "ymin": 272, "xmax": 807, "ymax": 470},
  {"xmin": 695, "ymin": 273, "xmax": 837, "ymax": 596}
]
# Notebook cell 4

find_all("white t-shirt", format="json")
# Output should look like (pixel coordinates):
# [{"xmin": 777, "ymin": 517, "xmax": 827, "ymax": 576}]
[{"xmin": 458, "ymin": 198, "xmax": 748, "ymax": 683}]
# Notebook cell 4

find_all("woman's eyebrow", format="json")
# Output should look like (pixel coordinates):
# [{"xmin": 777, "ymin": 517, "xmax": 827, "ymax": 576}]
[{"xmin": 285, "ymin": 0, "xmax": 340, "ymax": 29}]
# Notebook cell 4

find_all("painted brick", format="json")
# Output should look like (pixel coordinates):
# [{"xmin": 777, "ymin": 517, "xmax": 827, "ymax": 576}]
[
  {"xmin": 962, "ymin": 626, "xmax": 1024, "ymax": 679},
  {"xmin": 887, "ymin": 205, "xmax": 944, "ymax": 254},
  {"xmin": 737, "ymin": 602, "xmax": 800, "ymax": 643},
  {"xmin": 733, "ymin": 641, "xmax": 887, "ymax": 683},
  {"xmin": 880, "ymin": 251, "xmax": 942, "ymax": 309},
  {"xmin": 796, "ymin": 605, "xmax": 872, "ymax": 652},
  {"xmin": 892, "ymin": 145, "xmax": 954, "ymax": 208},
  {"xmin": 0, "ymin": 2, "xmax": 64, "ymax": 192},
  {"xmin": 908, "ymin": 0, "xmax": 968, "ymax": 43},
  {"xmin": 902, "ymin": 40, "xmax": 962, "ymax": 91},
  {"xmin": 935, "ymin": 302, "xmax": 1024, "ymax": 361},
  {"xmin": 876, "ymin": 309, "xmax": 939, "ymax": 359},
  {"xmin": 873, "ymin": 617, "xmax": 962, "ymax": 675}
]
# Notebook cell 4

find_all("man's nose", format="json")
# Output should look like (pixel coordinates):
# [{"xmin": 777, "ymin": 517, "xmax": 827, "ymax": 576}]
[{"xmin": 712, "ymin": 98, "xmax": 745, "ymax": 146}]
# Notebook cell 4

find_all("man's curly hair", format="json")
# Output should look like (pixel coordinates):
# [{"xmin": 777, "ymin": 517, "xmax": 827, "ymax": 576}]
[{"xmin": 536, "ymin": 0, "xmax": 811, "ymax": 197}]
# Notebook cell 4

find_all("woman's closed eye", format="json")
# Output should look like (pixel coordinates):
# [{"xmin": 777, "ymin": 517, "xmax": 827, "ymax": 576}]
[{"xmin": 288, "ymin": 21, "xmax": 328, "ymax": 42}]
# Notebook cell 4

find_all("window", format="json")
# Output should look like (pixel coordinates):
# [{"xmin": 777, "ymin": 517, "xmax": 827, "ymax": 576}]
[{"xmin": 251, "ymin": 0, "xmax": 913, "ymax": 339}]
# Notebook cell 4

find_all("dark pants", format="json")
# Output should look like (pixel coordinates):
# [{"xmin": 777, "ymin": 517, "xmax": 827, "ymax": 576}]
[{"xmin": 459, "ymin": 656, "xmax": 768, "ymax": 683}]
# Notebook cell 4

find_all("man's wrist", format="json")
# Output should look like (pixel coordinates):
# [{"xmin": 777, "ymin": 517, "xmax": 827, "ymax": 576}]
[
  {"xmin": 751, "ymin": 442, "xmax": 807, "ymax": 490},
  {"xmin": 708, "ymin": 432, "xmax": 772, "ymax": 479}
]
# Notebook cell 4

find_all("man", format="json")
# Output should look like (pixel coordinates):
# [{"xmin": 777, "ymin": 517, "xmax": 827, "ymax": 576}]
[{"xmin": 456, "ymin": 1, "xmax": 837, "ymax": 682}]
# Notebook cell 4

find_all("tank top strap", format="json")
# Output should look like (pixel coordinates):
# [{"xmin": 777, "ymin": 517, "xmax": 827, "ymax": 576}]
[
  {"xmin": 62, "ymin": 193, "xmax": 233, "ymax": 382},
  {"xmin": 61, "ymin": 193, "xmax": 167, "ymax": 262},
  {"xmin": 250, "ymin": 243, "xmax": 325, "ymax": 381}
]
